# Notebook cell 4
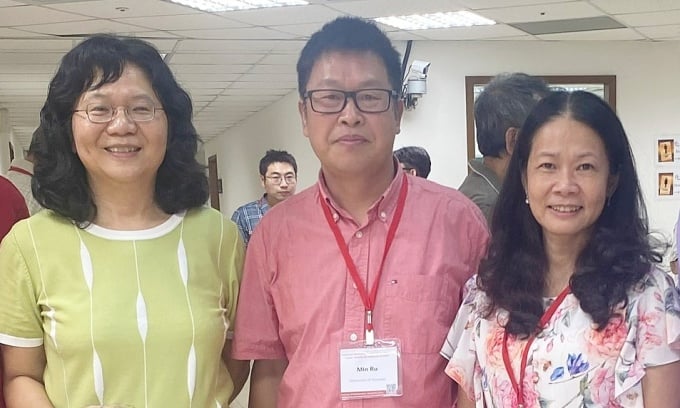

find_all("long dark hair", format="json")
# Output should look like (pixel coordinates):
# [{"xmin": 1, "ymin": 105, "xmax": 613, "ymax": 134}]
[
  {"xmin": 479, "ymin": 91, "xmax": 659, "ymax": 336},
  {"xmin": 33, "ymin": 34, "xmax": 208, "ymax": 225}
]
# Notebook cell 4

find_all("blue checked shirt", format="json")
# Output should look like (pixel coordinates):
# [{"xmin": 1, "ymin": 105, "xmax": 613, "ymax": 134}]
[{"xmin": 231, "ymin": 195, "xmax": 270, "ymax": 246}]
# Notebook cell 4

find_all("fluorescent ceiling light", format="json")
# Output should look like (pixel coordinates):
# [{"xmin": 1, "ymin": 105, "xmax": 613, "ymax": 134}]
[
  {"xmin": 166, "ymin": 0, "xmax": 308, "ymax": 12},
  {"xmin": 376, "ymin": 11, "xmax": 495, "ymax": 30}
]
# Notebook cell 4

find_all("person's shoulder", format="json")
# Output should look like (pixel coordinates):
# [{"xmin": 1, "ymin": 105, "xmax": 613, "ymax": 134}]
[
  {"xmin": 408, "ymin": 177, "xmax": 487, "ymax": 224},
  {"xmin": 263, "ymin": 184, "xmax": 317, "ymax": 217},
  {"xmin": 6, "ymin": 210, "xmax": 70, "ymax": 242},
  {"xmin": 233, "ymin": 199, "xmax": 260, "ymax": 214},
  {"xmin": 0, "ymin": 174, "xmax": 20, "ymax": 194},
  {"xmin": 185, "ymin": 206, "xmax": 241, "ymax": 240}
]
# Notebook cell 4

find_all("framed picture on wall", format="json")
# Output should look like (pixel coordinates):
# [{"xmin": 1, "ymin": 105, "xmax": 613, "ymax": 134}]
[
  {"xmin": 658, "ymin": 139, "xmax": 675, "ymax": 163},
  {"xmin": 658, "ymin": 172, "xmax": 674, "ymax": 196}
]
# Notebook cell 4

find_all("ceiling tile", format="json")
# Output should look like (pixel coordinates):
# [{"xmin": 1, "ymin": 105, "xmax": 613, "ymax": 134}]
[
  {"xmin": 0, "ymin": 5, "xmax": 87, "ymax": 25},
  {"xmin": 615, "ymin": 10, "xmax": 680, "ymax": 27},
  {"xmin": 224, "ymin": 4, "xmax": 343, "ymax": 26},
  {"xmin": 590, "ymin": 0, "xmax": 680, "ymax": 15},
  {"xmin": 45, "ymin": 0, "xmax": 200, "ymax": 18},
  {"xmin": 169, "ymin": 64, "xmax": 254, "ymax": 74},
  {"xmin": 169, "ymin": 27, "xmax": 298, "ymax": 40},
  {"xmin": 117, "ymin": 14, "xmax": 248, "ymax": 31},
  {"xmin": 326, "ymin": 0, "xmax": 467, "ymax": 18},
  {"xmin": 19, "ymin": 19, "xmax": 154, "ymax": 36},
  {"xmin": 457, "ymin": 0, "xmax": 568, "ymax": 8},
  {"xmin": 536, "ymin": 27, "xmax": 645, "ymax": 40},
  {"xmin": 168, "ymin": 53, "xmax": 265, "ymax": 64},
  {"xmin": 478, "ymin": 2, "xmax": 604, "ymax": 24},
  {"xmin": 635, "ymin": 24, "xmax": 680, "ymax": 39},
  {"xmin": 415, "ymin": 24, "xmax": 528, "ymax": 40}
]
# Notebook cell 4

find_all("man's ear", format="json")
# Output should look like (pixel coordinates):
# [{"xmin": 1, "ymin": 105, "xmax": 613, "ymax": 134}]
[
  {"xmin": 505, "ymin": 127, "xmax": 519, "ymax": 155},
  {"xmin": 394, "ymin": 98, "xmax": 404, "ymax": 134},
  {"xmin": 408, "ymin": 168, "xmax": 417, "ymax": 177},
  {"xmin": 299, "ymin": 99, "xmax": 309, "ymax": 138},
  {"xmin": 260, "ymin": 175, "xmax": 266, "ymax": 189}
]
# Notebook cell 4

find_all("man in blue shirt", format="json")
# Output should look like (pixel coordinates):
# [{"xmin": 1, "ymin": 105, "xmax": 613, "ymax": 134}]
[{"xmin": 231, "ymin": 149, "xmax": 298, "ymax": 245}]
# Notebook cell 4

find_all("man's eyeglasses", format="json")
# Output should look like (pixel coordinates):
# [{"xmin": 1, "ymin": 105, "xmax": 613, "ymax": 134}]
[
  {"xmin": 266, "ymin": 174, "xmax": 297, "ymax": 185},
  {"xmin": 303, "ymin": 89, "xmax": 398, "ymax": 114},
  {"xmin": 73, "ymin": 103, "xmax": 164, "ymax": 123}
]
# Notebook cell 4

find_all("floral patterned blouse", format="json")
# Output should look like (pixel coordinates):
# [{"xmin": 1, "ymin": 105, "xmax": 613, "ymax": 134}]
[{"xmin": 442, "ymin": 268, "xmax": 680, "ymax": 407}]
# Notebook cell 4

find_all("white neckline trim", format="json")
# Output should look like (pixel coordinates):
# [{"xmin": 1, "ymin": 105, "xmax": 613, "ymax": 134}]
[{"xmin": 84, "ymin": 211, "xmax": 186, "ymax": 241}]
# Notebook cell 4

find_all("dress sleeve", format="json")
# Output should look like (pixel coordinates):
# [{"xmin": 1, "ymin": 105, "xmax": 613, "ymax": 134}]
[
  {"xmin": 615, "ymin": 267, "xmax": 680, "ymax": 399},
  {"xmin": 0, "ymin": 224, "xmax": 43, "ymax": 347},
  {"xmin": 443, "ymin": 275, "xmax": 482, "ymax": 401}
]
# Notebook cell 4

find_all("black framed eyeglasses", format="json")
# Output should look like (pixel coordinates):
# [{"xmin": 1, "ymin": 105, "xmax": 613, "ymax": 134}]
[
  {"xmin": 265, "ymin": 174, "xmax": 297, "ymax": 185},
  {"xmin": 73, "ymin": 103, "xmax": 164, "ymax": 123},
  {"xmin": 303, "ymin": 89, "xmax": 398, "ymax": 114}
]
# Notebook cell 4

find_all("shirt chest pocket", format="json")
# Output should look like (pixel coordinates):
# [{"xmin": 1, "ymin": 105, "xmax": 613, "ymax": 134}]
[{"xmin": 381, "ymin": 274, "xmax": 459, "ymax": 354}]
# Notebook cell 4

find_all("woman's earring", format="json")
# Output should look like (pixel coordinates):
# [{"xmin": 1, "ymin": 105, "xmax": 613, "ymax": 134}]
[{"xmin": 525, "ymin": 197, "xmax": 529, "ymax": 204}]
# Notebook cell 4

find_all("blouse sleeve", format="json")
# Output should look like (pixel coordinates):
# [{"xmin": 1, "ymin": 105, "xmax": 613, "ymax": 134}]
[
  {"xmin": 443, "ymin": 275, "xmax": 482, "ymax": 401},
  {"xmin": 615, "ymin": 267, "xmax": 680, "ymax": 399},
  {"xmin": 0, "ymin": 223, "xmax": 43, "ymax": 347}
]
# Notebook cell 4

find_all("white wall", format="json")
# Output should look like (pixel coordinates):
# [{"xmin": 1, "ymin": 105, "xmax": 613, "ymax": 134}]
[
  {"xmin": 205, "ymin": 40, "xmax": 680, "ymax": 234},
  {"xmin": 205, "ymin": 92, "xmax": 315, "ymax": 216}
]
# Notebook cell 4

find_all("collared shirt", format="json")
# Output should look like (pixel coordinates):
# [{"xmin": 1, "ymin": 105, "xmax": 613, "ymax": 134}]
[
  {"xmin": 230, "ymin": 195, "xmax": 270, "ymax": 245},
  {"xmin": 458, "ymin": 158, "xmax": 502, "ymax": 225},
  {"xmin": 233, "ymin": 169, "xmax": 489, "ymax": 407},
  {"xmin": 6, "ymin": 158, "xmax": 41, "ymax": 215}
]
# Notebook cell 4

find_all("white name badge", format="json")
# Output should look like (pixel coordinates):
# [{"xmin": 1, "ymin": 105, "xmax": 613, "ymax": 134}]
[{"xmin": 339, "ymin": 339, "xmax": 403, "ymax": 400}]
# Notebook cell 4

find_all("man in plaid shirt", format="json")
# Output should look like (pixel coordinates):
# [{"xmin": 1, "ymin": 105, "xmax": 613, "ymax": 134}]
[{"xmin": 231, "ymin": 149, "xmax": 297, "ymax": 245}]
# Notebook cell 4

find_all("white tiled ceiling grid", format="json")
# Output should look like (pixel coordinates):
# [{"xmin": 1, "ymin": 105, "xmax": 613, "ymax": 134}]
[{"xmin": 0, "ymin": 0, "xmax": 679, "ymax": 149}]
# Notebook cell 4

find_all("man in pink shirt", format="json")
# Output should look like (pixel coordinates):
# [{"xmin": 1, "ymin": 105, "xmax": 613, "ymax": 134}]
[{"xmin": 232, "ymin": 17, "xmax": 489, "ymax": 408}]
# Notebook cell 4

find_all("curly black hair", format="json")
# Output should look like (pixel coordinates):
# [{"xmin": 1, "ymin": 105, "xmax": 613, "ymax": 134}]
[
  {"xmin": 479, "ymin": 91, "xmax": 660, "ymax": 336},
  {"xmin": 32, "ymin": 34, "xmax": 208, "ymax": 225}
]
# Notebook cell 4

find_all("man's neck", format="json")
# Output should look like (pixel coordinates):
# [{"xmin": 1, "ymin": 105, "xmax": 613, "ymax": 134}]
[
  {"xmin": 482, "ymin": 154, "xmax": 509, "ymax": 182},
  {"xmin": 265, "ymin": 194, "xmax": 279, "ymax": 208},
  {"xmin": 323, "ymin": 162, "xmax": 396, "ymax": 225}
]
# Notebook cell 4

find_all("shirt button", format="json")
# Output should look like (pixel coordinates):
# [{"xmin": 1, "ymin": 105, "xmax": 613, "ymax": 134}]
[
  {"xmin": 355, "ymin": 231, "xmax": 363, "ymax": 238},
  {"xmin": 379, "ymin": 211, "xmax": 387, "ymax": 220},
  {"xmin": 333, "ymin": 213, "xmax": 339, "ymax": 222},
  {"xmin": 349, "ymin": 333, "xmax": 358, "ymax": 342}
]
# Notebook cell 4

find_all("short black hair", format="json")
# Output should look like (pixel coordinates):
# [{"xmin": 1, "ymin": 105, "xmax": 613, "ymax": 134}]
[
  {"xmin": 297, "ymin": 17, "xmax": 402, "ymax": 97},
  {"xmin": 394, "ymin": 146, "xmax": 431, "ymax": 178},
  {"xmin": 259, "ymin": 149, "xmax": 297, "ymax": 177},
  {"xmin": 475, "ymin": 73, "xmax": 550, "ymax": 157},
  {"xmin": 33, "ymin": 34, "xmax": 208, "ymax": 225}
]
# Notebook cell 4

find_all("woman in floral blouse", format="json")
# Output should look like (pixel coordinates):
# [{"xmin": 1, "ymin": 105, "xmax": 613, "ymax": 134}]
[{"xmin": 443, "ymin": 91, "xmax": 680, "ymax": 407}]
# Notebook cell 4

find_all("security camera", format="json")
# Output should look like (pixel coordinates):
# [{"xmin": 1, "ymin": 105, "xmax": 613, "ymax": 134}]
[
  {"xmin": 409, "ymin": 60, "xmax": 431, "ymax": 77},
  {"xmin": 402, "ymin": 60, "xmax": 431, "ymax": 110}
]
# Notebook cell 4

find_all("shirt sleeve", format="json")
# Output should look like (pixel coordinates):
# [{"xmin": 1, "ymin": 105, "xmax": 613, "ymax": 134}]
[
  {"xmin": 615, "ymin": 267, "xmax": 680, "ymax": 399},
  {"xmin": 231, "ymin": 219, "xmax": 286, "ymax": 360},
  {"xmin": 0, "ymin": 225, "xmax": 44, "ymax": 347},
  {"xmin": 444, "ymin": 276, "xmax": 482, "ymax": 401},
  {"xmin": 230, "ymin": 209, "xmax": 248, "ymax": 245},
  {"xmin": 222, "ymin": 218, "xmax": 245, "ymax": 338}
]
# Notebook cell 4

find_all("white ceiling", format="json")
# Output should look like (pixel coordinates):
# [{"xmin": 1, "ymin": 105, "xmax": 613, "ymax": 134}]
[{"xmin": 1, "ymin": 0, "xmax": 679, "ymax": 149}]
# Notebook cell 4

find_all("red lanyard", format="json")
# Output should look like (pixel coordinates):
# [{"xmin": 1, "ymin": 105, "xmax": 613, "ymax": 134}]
[
  {"xmin": 320, "ymin": 176, "xmax": 408, "ymax": 345},
  {"xmin": 502, "ymin": 286, "xmax": 571, "ymax": 408},
  {"xmin": 8, "ymin": 166, "xmax": 32, "ymax": 177}
]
